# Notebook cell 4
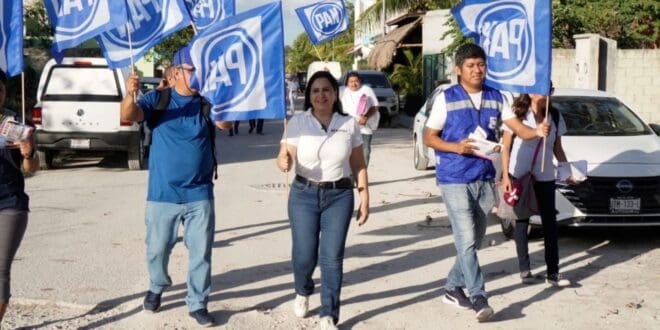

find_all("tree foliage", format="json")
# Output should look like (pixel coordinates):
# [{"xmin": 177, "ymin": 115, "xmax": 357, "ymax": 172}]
[
  {"xmin": 389, "ymin": 49, "xmax": 423, "ymax": 96},
  {"xmin": 552, "ymin": 0, "xmax": 659, "ymax": 49}
]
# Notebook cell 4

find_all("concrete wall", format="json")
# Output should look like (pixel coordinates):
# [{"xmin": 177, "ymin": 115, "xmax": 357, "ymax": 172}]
[
  {"xmin": 612, "ymin": 50, "xmax": 660, "ymax": 123},
  {"xmin": 551, "ymin": 48, "xmax": 660, "ymax": 124},
  {"xmin": 551, "ymin": 49, "xmax": 576, "ymax": 91}
]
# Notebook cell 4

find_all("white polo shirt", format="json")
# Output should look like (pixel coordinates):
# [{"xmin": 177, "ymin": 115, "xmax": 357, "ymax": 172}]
[
  {"xmin": 340, "ymin": 85, "xmax": 380, "ymax": 135},
  {"xmin": 281, "ymin": 110, "xmax": 363, "ymax": 182},
  {"xmin": 502, "ymin": 107, "xmax": 567, "ymax": 181}
]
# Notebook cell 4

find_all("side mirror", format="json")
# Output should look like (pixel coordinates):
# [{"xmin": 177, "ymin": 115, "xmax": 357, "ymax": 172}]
[{"xmin": 650, "ymin": 123, "xmax": 660, "ymax": 136}]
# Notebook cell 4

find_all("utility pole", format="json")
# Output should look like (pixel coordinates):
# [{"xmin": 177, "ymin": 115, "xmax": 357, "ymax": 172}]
[{"xmin": 381, "ymin": 0, "xmax": 386, "ymax": 36}]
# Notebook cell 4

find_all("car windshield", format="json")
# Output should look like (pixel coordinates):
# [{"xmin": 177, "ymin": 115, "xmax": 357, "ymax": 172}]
[
  {"xmin": 553, "ymin": 96, "xmax": 651, "ymax": 136},
  {"xmin": 360, "ymin": 74, "xmax": 391, "ymax": 89}
]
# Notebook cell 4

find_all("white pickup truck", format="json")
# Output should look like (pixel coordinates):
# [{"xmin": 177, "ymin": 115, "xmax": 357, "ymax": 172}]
[{"xmin": 32, "ymin": 57, "xmax": 146, "ymax": 170}]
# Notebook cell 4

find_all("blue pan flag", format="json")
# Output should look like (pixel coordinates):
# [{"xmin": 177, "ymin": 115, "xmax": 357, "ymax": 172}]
[
  {"xmin": 452, "ymin": 0, "xmax": 552, "ymax": 95},
  {"xmin": 184, "ymin": 0, "xmax": 235, "ymax": 32},
  {"xmin": 189, "ymin": 1, "xmax": 286, "ymax": 121},
  {"xmin": 0, "ymin": 1, "xmax": 23, "ymax": 77},
  {"xmin": 45, "ymin": 0, "xmax": 128, "ymax": 62},
  {"xmin": 295, "ymin": 0, "xmax": 349, "ymax": 45},
  {"xmin": 97, "ymin": 0, "xmax": 191, "ymax": 69}
]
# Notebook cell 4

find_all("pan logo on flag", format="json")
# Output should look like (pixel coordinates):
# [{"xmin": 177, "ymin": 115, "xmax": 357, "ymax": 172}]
[
  {"xmin": 104, "ymin": 0, "xmax": 167, "ymax": 48},
  {"xmin": 477, "ymin": 2, "xmax": 532, "ymax": 80},
  {"xmin": 50, "ymin": 0, "xmax": 101, "ymax": 37},
  {"xmin": 190, "ymin": 0, "xmax": 224, "ymax": 29},
  {"xmin": 311, "ymin": 2, "xmax": 345, "ymax": 36},
  {"xmin": 197, "ymin": 16, "xmax": 265, "ymax": 111}
]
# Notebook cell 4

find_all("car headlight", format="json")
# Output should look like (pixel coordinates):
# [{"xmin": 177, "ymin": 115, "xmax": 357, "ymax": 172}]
[{"xmin": 386, "ymin": 96, "xmax": 397, "ymax": 106}]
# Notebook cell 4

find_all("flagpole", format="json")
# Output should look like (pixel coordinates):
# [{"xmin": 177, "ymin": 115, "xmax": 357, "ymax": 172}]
[
  {"xmin": 284, "ymin": 117, "xmax": 289, "ymax": 196},
  {"xmin": 540, "ymin": 94, "xmax": 550, "ymax": 172},
  {"xmin": 312, "ymin": 45, "xmax": 324, "ymax": 61},
  {"xmin": 126, "ymin": 23, "xmax": 138, "ymax": 103},
  {"xmin": 21, "ymin": 3, "xmax": 26, "ymax": 125}
]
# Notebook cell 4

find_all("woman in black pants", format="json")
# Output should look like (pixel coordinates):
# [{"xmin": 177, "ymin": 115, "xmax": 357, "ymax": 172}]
[
  {"xmin": 500, "ymin": 91, "xmax": 575, "ymax": 287},
  {"xmin": 0, "ymin": 69, "xmax": 39, "ymax": 323}
]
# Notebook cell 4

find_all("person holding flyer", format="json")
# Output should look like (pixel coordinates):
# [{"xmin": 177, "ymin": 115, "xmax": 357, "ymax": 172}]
[
  {"xmin": 0, "ymin": 69, "xmax": 39, "ymax": 324},
  {"xmin": 340, "ymin": 71, "xmax": 380, "ymax": 166}
]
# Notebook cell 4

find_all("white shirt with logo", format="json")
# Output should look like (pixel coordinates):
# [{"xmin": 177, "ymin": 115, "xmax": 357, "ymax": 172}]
[
  {"xmin": 340, "ymin": 85, "xmax": 380, "ymax": 135},
  {"xmin": 281, "ymin": 110, "xmax": 363, "ymax": 182}
]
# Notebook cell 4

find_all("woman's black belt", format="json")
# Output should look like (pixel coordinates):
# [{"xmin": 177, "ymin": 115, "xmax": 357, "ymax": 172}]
[{"xmin": 295, "ymin": 175, "xmax": 353, "ymax": 189}]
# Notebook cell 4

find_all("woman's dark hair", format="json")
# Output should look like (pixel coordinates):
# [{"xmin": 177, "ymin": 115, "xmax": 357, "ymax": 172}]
[
  {"xmin": 0, "ymin": 69, "xmax": 7, "ymax": 85},
  {"xmin": 511, "ymin": 94, "xmax": 532, "ymax": 120},
  {"xmin": 512, "ymin": 93, "xmax": 559, "ymax": 121},
  {"xmin": 345, "ymin": 71, "xmax": 362, "ymax": 83},
  {"xmin": 512, "ymin": 81, "xmax": 557, "ymax": 120},
  {"xmin": 303, "ymin": 71, "xmax": 346, "ymax": 115}
]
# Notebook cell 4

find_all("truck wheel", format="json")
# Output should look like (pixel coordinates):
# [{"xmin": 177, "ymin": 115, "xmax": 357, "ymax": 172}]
[
  {"xmin": 37, "ymin": 151, "xmax": 55, "ymax": 170},
  {"xmin": 127, "ymin": 139, "xmax": 147, "ymax": 170}
]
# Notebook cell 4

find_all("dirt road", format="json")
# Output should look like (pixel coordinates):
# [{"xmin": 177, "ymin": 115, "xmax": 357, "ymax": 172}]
[{"xmin": 5, "ymin": 122, "xmax": 659, "ymax": 329}]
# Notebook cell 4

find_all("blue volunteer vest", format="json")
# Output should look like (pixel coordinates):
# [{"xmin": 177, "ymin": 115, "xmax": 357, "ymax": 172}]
[{"xmin": 434, "ymin": 84, "xmax": 503, "ymax": 184}]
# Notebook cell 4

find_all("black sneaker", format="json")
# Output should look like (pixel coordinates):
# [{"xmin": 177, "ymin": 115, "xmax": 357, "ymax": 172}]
[
  {"xmin": 520, "ymin": 271, "xmax": 538, "ymax": 285},
  {"xmin": 546, "ymin": 273, "xmax": 571, "ymax": 287},
  {"xmin": 189, "ymin": 308, "xmax": 215, "ymax": 327},
  {"xmin": 442, "ymin": 288, "xmax": 472, "ymax": 310},
  {"xmin": 142, "ymin": 291, "xmax": 161, "ymax": 313},
  {"xmin": 472, "ymin": 295, "xmax": 494, "ymax": 322}
]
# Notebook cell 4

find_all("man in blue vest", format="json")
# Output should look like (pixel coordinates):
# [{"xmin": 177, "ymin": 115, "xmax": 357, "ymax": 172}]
[{"xmin": 423, "ymin": 43, "xmax": 549, "ymax": 322}]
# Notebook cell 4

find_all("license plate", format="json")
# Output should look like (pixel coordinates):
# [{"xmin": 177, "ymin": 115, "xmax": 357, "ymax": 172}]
[
  {"xmin": 609, "ymin": 198, "xmax": 641, "ymax": 214},
  {"xmin": 70, "ymin": 139, "xmax": 90, "ymax": 149}
]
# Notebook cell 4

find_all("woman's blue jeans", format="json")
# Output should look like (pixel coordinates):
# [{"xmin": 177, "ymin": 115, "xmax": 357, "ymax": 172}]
[
  {"xmin": 144, "ymin": 200, "xmax": 215, "ymax": 312},
  {"xmin": 288, "ymin": 180, "xmax": 354, "ymax": 324}
]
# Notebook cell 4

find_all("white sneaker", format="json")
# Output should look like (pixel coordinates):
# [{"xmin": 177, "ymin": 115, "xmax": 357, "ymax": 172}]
[
  {"xmin": 293, "ymin": 294, "xmax": 308, "ymax": 318},
  {"xmin": 319, "ymin": 316, "xmax": 338, "ymax": 330},
  {"xmin": 546, "ymin": 273, "xmax": 571, "ymax": 287}
]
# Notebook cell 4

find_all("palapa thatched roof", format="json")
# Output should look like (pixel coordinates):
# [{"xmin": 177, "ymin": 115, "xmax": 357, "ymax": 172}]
[{"xmin": 367, "ymin": 17, "xmax": 422, "ymax": 70}]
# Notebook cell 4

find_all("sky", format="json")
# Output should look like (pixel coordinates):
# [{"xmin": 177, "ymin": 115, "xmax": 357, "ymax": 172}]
[{"xmin": 238, "ymin": 0, "xmax": 355, "ymax": 46}]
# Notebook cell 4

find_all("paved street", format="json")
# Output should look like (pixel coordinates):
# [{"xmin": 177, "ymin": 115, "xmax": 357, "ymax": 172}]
[{"xmin": 4, "ymin": 122, "xmax": 659, "ymax": 329}]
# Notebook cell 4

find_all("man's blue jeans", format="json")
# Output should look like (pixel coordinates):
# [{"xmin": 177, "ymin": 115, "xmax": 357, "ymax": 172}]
[
  {"xmin": 440, "ymin": 180, "xmax": 495, "ymax": 300},
  {"xmin": 145, "ymin": 200, "xmax": 215, "ymax": 312},
  {"xmin": 288, "ymin": 180, "xmax": 354, "ymax": 324}
]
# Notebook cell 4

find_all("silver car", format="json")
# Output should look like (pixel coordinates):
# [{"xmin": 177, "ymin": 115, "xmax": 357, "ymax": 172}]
[{"xmin": 412, "ymin": 84, "xmax": 450, "ymax": 170}]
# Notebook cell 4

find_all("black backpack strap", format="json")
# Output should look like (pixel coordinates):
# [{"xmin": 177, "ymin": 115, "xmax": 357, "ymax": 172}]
[
  {"xmin": 197, "ymin": 94, "xmax": 218, "ymax": 180},
  {"xmin": 147, "ymin": 88, "xmax": 171, "ymax": 130}
]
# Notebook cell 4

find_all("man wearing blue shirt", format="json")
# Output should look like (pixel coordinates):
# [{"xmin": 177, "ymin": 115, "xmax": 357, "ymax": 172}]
[{"xmin": 120, "ymin": 45, "xmax": 230, "ymax": 327}]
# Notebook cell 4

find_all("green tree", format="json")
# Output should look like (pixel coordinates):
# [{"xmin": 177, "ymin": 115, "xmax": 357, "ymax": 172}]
[
  {"xmin": 25, "ymin": 2, "xmax": 53, "ymax": 48},
  {"xmin": 389, "ymin": 49, "xmax": 423, "ymax": 96},
  {"xmin": 358, "ymin": 1, "xmax": 448, "ymax": 26}
]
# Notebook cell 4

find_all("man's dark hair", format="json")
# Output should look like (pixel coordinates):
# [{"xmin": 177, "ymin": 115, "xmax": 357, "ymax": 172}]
[{"xmin": 454, "ymin": 43, "xmax": 486, "ymax": 67}]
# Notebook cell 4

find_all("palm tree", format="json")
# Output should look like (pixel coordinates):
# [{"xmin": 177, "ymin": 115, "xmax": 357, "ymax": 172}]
[{"xmin": 357, "ymin": 0, "xmax": 459, "ymax": 30}]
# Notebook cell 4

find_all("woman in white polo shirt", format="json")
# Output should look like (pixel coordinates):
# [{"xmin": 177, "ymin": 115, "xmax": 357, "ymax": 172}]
[
  {"xmin": 501, "ymin": 90, "xmax": 574, "ymax": 288},
  {"xmin": 277, "ymin": 71, "xmax": 369, "ymax": 330}
]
